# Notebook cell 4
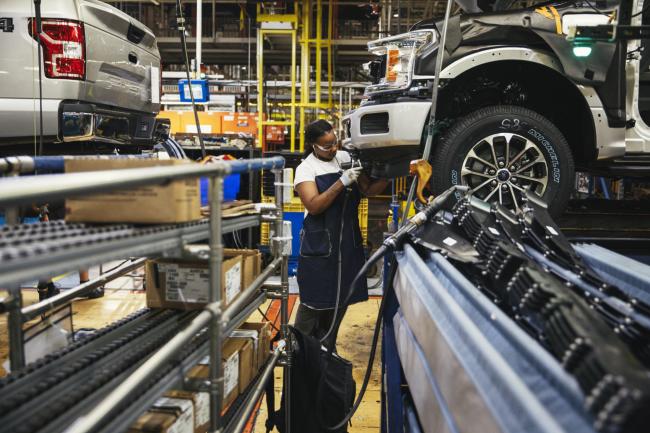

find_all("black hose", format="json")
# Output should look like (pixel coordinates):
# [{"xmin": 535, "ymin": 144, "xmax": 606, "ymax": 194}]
[
  {"xmin": 175, "ymin": 0, "xmax": 206, "ymax": 159},
  {"xmin": 320, "ymin": 189, "xmax": 350, "ymax": 346},
  {"xmin": 317, "ymin": 250, "xmax": 396, "ymax": 431}
]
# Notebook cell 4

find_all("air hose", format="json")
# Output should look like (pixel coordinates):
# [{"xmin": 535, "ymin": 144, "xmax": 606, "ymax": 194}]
[
  {"xmin": 318, "ymin": 185, "xmax": 468, "ymax": 431},
  {"xmin": 175, "ymin": 0, "xmax": 206, "ymax": 159}
]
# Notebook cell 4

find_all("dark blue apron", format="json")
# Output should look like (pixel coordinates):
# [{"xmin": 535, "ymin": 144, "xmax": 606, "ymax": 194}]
[{"xmin": 297, "ymin": 171, "xmax": 368, "ymax": 309}]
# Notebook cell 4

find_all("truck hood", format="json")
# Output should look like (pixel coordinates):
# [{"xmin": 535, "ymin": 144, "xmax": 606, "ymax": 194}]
[{"xmin": 412, "ymin": 0, "xmax": 622, "ymax": 85}]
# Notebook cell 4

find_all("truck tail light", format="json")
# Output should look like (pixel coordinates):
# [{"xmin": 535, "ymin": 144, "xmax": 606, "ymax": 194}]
[{"xmin": 29, "ymin": 19, "xmax": 85, "ymax": 80}]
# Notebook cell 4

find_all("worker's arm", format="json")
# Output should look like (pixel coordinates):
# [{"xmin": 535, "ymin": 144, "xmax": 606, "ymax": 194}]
[
  {"xmin": 296, "ymin": 180, "xmax": 346, "ymax": 215},
  {"xmin": 357, "ymin": 174, "xmax": 389, "ymax": 196}
]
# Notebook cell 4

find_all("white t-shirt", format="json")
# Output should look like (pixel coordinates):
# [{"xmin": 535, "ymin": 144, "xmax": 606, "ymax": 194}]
[{"xmin": 293, "ymin": 151, "xmax": 352, "ymax": 189}]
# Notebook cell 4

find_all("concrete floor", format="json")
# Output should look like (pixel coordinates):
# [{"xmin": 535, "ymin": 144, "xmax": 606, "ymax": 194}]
[{"xmin": 0, "ymin": 265, "xmax": 382, "ymax": 432}]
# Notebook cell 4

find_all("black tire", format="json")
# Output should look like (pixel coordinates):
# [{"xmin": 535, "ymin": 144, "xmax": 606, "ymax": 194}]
[{"xmin": 431, "ymin": 105, "xmax": 574, "ymax": 217}]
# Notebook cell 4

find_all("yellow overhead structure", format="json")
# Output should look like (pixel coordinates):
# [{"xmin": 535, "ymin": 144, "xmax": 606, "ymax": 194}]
[
  {"xmin": 257, "ymin": 1, "xmax": 334, "ymax": 152},
  {"xmin": 256, "ymin": 3, "xmax": 297, "ymax": 151},
  {"xmin": 299, "ymin": 0, "xmax": 334, "ymax": 152}
]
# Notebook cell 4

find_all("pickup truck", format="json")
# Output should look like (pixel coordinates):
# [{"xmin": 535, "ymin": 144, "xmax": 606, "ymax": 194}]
[
  {"xmin": 0, "ymin": 0, "xmax": 163, "ymax": 155},
  {"xmin": 343, "ymin": 0, "xmax": 648, "ymax": 215}
]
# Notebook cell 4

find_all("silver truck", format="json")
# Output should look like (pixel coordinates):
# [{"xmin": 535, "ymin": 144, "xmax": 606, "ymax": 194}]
[
  {"xmin": 343, "ymin": 0, "xmax": 649, "ymax": 216},
  {"xmin": 0, "ymin": 0, "xmax": 162, "ymax": 153}
]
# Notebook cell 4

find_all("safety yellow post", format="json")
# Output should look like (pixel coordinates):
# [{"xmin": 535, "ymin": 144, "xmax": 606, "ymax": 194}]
[{"xmin": 256, "ymin": 3, "xmax": 298, "ymax": 151}]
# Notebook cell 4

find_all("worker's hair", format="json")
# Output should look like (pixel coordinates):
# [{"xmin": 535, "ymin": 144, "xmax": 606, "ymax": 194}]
[{"xmin": 304, "ymin": 119, "xmax": 333, "ymax": 157}]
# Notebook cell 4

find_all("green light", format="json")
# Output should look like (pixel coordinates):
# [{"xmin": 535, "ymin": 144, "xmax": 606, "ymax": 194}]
[{"xmin": 573, "ymin": 46, "xmax": 592, "ymax": 57}]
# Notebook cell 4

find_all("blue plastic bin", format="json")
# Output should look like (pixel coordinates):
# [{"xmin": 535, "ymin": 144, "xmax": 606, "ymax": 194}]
[
  {"xmin": 178, "ymin": 79, "xmax": 209, "ymax": 103},
  {"xmin": 200, "ymin": 174, "xmax": 241, "ymax": 205}
]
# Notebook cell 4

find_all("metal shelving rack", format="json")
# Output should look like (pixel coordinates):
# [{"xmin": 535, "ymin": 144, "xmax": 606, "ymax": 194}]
[{"xmin": 0, "ymin": 156, "xmax": 292, "ymax": 433}]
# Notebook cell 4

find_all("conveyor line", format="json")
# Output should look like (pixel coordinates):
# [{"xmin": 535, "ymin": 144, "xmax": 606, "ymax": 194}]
[{"xmin": 0, "ymin": 215, "xmax": 260, "ymax": 288}]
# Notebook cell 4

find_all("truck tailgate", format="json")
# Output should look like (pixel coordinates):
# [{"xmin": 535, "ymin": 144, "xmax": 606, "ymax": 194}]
[{"xmin": 78, "ymin": 0, "xmax": 160, "ymax": 114}]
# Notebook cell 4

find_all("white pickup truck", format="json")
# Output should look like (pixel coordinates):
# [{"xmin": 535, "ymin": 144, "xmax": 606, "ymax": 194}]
[
  {"xmin": 343, "ymin": 0, "xmax": 649, "ymax": 215},
  {"xmin": 0, "ymin": 0, "xmax": 163, "ymax": 154}
]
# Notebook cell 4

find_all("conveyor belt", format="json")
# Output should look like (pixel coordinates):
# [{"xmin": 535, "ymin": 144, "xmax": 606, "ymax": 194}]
[
  {"xmin": 405, "ymin": 193, "xmax": 650, "ymax": 433},
  {"xmin": 0, "ymin": 215, "xmax": 261, "ymax": 288},
  {"xmin": 0, "ymin": 308, "xmax": 201, "ymax": 433}
]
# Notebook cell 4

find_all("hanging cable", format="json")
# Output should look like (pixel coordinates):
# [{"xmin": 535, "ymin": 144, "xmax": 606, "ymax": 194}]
[
  {"xmin": 175, "ymin": 0, "xmax": 206, "ymax": 158},
  {"xmin": 401, "ymin": 0, "xmax": 455, "ymax": 227},
  {"xmin": 33, "ymin": 0, "xmax": 44, "ymax": 156}
]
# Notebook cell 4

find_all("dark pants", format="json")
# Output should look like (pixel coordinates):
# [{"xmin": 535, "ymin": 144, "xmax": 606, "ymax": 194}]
[{"xmin": 293, "ymin": 303, "xmax": 348, "ymax": 351}]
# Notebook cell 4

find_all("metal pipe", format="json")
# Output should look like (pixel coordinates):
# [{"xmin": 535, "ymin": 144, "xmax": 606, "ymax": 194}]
[
  {"xmin": 272, "ymin": 168, "xmax": 291, "ymax": 433},
  {"xmin": 0, "ymin": 156, "xmax": 285, "ymax": 208},
  {"xmin": 209, "ymin": 176, "xmax": 224, "ymax": 433},
  {"xmin": 8, "ymin": 289, "xmax": 25, "ymax": 371},
  {"xmin": 196, "ymin": 0, "xmax": 202, "ymax": 74},
  {"xmin": 225, "ymin": 343, "xmax": 284, "ymax": 433},
  {"xmin": 22, "ymin": 258, "xmax": 146, "ymax": 320},
  {"xmin": 400, "ymin": 0, "xmax": 454, "ymax": 227},
  {"xmin": 221, "ymin": 257, "xmax": 281, "ymax": 325},
  {"xmin": 64, "ymin": 309, "xmax": 215, "ymax": 433}
]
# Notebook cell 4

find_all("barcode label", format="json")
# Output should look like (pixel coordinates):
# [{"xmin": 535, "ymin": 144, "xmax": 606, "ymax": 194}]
[
  {"xmin": 225, "ymin": 262, "xmax": 241, "ymax": 304},
  {"xmin": 161, "ymin": 264, "xmax": 209, "ymax": 303}
]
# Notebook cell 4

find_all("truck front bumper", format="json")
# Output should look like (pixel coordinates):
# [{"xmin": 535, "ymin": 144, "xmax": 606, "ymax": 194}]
[{"xmin": 342, "ymin": 100, "xmax": 432, "ymax": 150}]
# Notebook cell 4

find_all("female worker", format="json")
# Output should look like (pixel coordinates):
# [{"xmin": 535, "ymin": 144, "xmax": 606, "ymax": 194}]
[{"xmin": 293, "ymin": 119, "xmax": 388, "ymax": 349}]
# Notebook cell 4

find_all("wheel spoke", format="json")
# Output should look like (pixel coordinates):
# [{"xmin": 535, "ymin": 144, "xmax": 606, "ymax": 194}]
[
  {"xmin": 505, "ymin": 136, "xmax": 511, "ymax": 166},
  {"xmin": 467, "ymin": 148, "xmax": 497, "ymax": 170},
  {"xmin": 498, "ymin": 185, "xmax": 503, "ymax": 205},
  {"xmin": 515, "ymin": 174, "xmax": 548, "ymax": 191},
  {"xmin": 508, "ymin": 186, "xmax": 520, "ymax": 212},
  {"xmin": 484, "ymin": 185, "xmax": 499, "ymax": 201},
  {"xmin": 509, "ymin": 142, "xmax": 536, "ymax": 167},
  {"xmin": 473, "ymin": 177, "xmax": 495, "ymax": 193},
  {"xmin": 461, "ymin": 167, "xmax": 492, "ymax": 178},
  {"xmin": 509, "ymin": 182, "xmax": 526, "ymax": 192},
  {"xmin": 488, "ymin": 137, "xmax": 499, "ymax": 168},
  {"xmin": 514, "ymin": 154, "xmax": 545, "ymax": 174}
]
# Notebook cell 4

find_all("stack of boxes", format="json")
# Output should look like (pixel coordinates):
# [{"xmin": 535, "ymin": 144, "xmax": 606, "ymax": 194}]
[{"xmin": 128, "ymin": 322, "xmax": 273, "ymax": 433}]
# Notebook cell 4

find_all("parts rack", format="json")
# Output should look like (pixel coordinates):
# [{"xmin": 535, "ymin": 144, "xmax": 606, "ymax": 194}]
[{"xmin": 0, "ymin": 156, "xmax": 292, "ymax": 433}]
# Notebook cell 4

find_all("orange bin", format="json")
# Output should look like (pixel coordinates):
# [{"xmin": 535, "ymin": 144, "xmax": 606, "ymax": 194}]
[{"xmin": 180, "ymin": 111, "xmax": 223, "ymax": 134}]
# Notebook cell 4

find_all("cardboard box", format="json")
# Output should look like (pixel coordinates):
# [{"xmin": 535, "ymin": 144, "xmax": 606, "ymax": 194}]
[
  {"xmin": 164, "ymin": 390, "xmax": 210, "ymax": 433},
  {"xmin": 65, "ymin": 159, "xmax": 201, "ymax": 224},
  {"xmin": 150, "ymin": 397, "xmax": 194, "ymax": 433},
  {"xmin": 145, "ymin": 256, "xmax": 242, "ymax": 310},
  {"xmin": 187, "ymin": 338, "xmax": 245, "ymax": 408},
  {"xmin": 128, "ymin": 412, "xmax": 178, "ymax": 433},
  {"xmin": 223, "ymin": 249, "xmax": 262, "ymax": 289},
  {"xmin": 233, "ymin": 338, "xmax": 254, "ymax": 394},
  {"xmin": 239, "ymin": 322, "xmax": 272, "ymax": 370}
]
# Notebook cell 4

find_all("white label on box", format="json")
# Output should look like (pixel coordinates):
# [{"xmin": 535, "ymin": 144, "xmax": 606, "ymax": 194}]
[
  {"xmin": 224, "ymin": 115, "xmax": 234, "ymax": 121},
  {"xmin": 224, "ymin": 352, "xmax": 239, "ymax": 397},
  {"xmin": 153, "ymin": 397, "xmax": 194, "ymax": 433},
  {"xmin": 150, "ymin": 66, "xmax": 160, "ymax": 104},
  {"xmin": 225, "ymin": 262, "xmax": 242, "ymax": 304},
  {"xmin": 161, "ymin": 264, "xmax": 210, "ymax": 303},
  {"xmin": 185, "ymin": 124, "xmax": 212, "ymax": 133},
  {"xmin": 195, "ymin": 392, "xmax": 210, "ymax": 427}
]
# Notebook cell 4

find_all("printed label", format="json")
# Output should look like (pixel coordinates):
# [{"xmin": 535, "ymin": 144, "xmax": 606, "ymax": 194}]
[
  {"xmin": 225, "ymin": 262, "xmax": 242, "ymax": 304},
  {"xmin": 150, "ymin": 66, "xmax": 160, "ymax": 104},
  {"xmin": 161, "ymin": 264, "xmax": 209, "ymax": 303},
  {"xmin": 195, "ymin": 392, "xmax": 210, "ymax": 427},
  {"xmin": 488, "ymin": 227, "xmax": 500, "ymax": 236},
  {"xmin": 224, "ymin": 352, "xmax": 240, "ymax": 397}
]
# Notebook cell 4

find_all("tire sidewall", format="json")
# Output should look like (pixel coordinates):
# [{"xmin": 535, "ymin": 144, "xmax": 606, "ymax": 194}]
[{"xmin": 436, "ymin": 108, "xmax": 572, "ymax": 214}]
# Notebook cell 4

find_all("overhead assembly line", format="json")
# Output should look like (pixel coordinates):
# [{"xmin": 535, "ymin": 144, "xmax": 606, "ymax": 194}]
[{"xmin": 1, "ymin": 1, "xmax": 650, "ymax": 433}]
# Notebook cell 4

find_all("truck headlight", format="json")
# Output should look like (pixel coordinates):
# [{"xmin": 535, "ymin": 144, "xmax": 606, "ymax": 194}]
[{"xmin": 366, "ymin": 30, "xmax": 437, "ymax": 94}]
